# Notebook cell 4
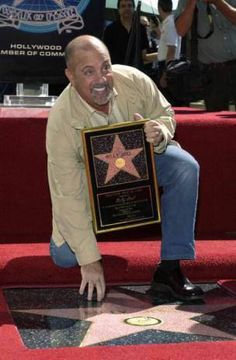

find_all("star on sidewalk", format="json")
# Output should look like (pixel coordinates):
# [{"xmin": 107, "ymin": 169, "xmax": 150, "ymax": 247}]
[
  {"xmin": 95, "ymin": 135, "xmax": 143, "ymax": 184},
  {"xmin": 13, "ymin": 288, "xmax": 236, "ymax": 347}
]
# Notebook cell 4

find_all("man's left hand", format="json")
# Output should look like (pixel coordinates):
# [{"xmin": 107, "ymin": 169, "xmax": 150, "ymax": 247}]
[
  {"xmin": 144, "ymin": 120, "xmax": 164, "ymax": 146},
  {"xmin": 133, "ymin": 113, "xmax": 163, "ymax": 146}
]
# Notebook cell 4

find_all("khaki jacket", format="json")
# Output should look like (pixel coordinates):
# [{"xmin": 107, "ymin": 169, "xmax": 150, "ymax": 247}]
[{"xmin": 46, "ymin": 65, "xmax": 177, "ymax": 266}]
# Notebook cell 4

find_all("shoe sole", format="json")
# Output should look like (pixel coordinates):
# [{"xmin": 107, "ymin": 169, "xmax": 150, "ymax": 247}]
[{"xmin": 151, "ymin": 281, "xmax": 204, "ymax": 301}]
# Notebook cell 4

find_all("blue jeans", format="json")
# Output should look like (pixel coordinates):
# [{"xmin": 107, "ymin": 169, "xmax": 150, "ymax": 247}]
[
  {"xmin": 50, "ymin": 238, "xmax": 78, "ymax": 268},
  {"xmin": 155, "ymin": 145, "xmax": 199, "ymax": 260},
  {"xmin": 50, "ymin": 144, "xmax": 199, "ymax": 267}
]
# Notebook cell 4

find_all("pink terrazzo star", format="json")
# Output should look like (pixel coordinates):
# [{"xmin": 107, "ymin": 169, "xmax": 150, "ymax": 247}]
[
  {"xmin": 15, "ymin": 288, "xmax": 236, "ymax": 347},
  {"xmin": 95, "ymin": 135, "xmax": 143, "ymax": 184}
]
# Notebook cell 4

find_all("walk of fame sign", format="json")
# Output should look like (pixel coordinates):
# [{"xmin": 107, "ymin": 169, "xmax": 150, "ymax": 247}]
[{"xmin": 81, "ymin": 120, "xmax": 161, "ymax": 233}]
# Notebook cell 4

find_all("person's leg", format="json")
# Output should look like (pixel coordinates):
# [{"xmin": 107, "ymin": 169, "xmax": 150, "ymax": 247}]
[
  {"xmin": 204, "ymin": 65, "xmax": 229, "ymax": 111},
  {"xmin": 50, "ymin": 238, "xmax": 78, "ymax": 268},
  {"xmin": 155, "ymin": 145, "xmax": 199, "ymax": 261},
  {"xmin": 151, "ymin": 145, "xmax": 203, "ymax": 300}
]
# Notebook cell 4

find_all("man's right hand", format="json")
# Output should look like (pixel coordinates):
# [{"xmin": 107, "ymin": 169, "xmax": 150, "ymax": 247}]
[{"xmin": 79, "ymin": 260, "xmax": 106, "ymax": 301}]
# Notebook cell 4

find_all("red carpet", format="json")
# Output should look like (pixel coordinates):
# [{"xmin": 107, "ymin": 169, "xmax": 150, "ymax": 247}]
[
  {"xmin": 218, "ymin": 280, "xmax": 236, "ymax": 297},
  {"xmin": 1, "ymin": 240, "xmax": 236, "ymax": 359},
  {"xmin": 1, "ymin": 240, "xmax": 236, "ymax": 287}
]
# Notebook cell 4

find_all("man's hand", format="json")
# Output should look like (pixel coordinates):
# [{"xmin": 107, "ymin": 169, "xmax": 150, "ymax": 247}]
[
  {"xmin": 79, "ymin": 260, "xmax": 105, "ymax": 301},
  {"xmin": 133, "ymin": 113, "xmax": 164, "ymax": 147},
  {"xmin": 144, "ymin": 120, "xmax": 164, "ymax": 146}
]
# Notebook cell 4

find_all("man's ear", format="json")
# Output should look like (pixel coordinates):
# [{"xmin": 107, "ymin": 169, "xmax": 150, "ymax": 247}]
[{"xmin": 65, "ymin": 68, "xmax": 73, "ymax": 85}]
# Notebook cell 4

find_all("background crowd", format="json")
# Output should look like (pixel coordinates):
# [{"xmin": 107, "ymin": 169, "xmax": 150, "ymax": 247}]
[{"xmin": 103, "ymin": 0, "xmax": 236, "ymax": 111}]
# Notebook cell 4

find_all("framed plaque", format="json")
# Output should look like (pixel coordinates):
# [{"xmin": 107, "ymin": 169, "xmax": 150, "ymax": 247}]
[{"xmin": 81, "ymin": 120, "xmax": 161, "ymax": 234}]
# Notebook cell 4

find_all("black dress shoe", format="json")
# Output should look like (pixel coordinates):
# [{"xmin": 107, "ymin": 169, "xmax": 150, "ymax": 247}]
[{"xmin": 150, "ymin": 266, "xmax": 204, "ymax": 301}]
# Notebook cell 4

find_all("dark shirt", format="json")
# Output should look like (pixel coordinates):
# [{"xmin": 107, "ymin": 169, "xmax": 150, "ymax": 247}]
[{"xmin": 103, "ymin": 19, "xmax": 149, "ymax": 67}]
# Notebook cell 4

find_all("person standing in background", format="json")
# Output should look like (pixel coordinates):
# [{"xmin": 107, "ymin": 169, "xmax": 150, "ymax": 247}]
[
  {"xmin": 156, "ymin": 0, "xmax": 185, "ymax": 106},
  {"xmin": 103, "ymin": 0, "xmax": 157, "ymax": 70},
  {"xmin": 149, "ymin": 14, "xmax": 162, "ymax": 51},
  {"xmin": 175, "ymin": 0, "xmax": 236, "ymax": 111},
  {"xmin": 140, "ymin": 15, "xmax": 161, "ymax": 80}
]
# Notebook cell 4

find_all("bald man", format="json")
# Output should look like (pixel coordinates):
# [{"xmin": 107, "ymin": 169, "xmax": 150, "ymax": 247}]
[{"xmin": 46, "ymin": 35, "xmax": 204, "ymax": 302}]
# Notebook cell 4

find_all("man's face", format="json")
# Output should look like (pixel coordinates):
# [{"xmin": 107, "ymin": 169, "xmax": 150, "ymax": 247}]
[
  {"xmin": 66, "ymin": 46, "xmax": 113, "ymax": 111},
  {"xmin": 118, "ymin": 0, "xmax": 134, "ymax": 19}
]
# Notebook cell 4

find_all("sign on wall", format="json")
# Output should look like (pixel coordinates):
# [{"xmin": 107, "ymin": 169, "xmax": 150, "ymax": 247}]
[{"xmin": 0, "ymin": 1, "xmax": 106, "ymax": 83}]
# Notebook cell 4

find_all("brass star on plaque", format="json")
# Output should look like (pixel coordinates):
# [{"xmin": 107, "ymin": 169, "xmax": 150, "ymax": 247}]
[{"xmin": 95, "ymin": 135, "xmax": 143, "ymax": 184}]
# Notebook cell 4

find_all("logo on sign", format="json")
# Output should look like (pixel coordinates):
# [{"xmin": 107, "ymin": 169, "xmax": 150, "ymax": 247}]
[{"xmin": 0, "ymin": 0, "xmax": 89, "ymax": 33}]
